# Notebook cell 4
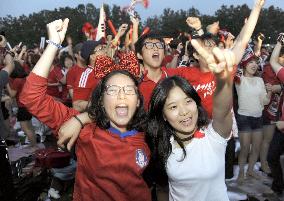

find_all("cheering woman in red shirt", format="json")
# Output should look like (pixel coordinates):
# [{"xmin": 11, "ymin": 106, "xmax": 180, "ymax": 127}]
[{"xmin": 20, "ymin": 19, "xmax": 151, "ymax": 201}]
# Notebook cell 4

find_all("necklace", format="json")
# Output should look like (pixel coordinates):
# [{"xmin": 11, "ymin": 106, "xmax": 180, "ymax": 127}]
[
  {"xmin": 180, "ymin": 134, "xmax": 194, "ymax": 142},
  {"xmin": 179, "ymin": 127, "xmax": 198, "ymax": 142}
]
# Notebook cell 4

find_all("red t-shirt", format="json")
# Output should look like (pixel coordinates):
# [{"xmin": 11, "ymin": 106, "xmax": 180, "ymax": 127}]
[
  {"xmin": 10, "ymin": 77, "xmax": 26, "ymax": 107},
  {"xmin": 161, "ymin": 55, "xmax": 174, "ymax": 67},
  {"xmin": 19, "ymin": 72, "xmax": 151, "ymax": 201},
  {"xmin": 72, "ymin": 67, "xmax": 99, "ymax": 101},
  {"xmin": 47, "ymin": 66, "xmax": 64, "ymax": 98},
  {"xmin": 262, "ymin": 64, "xmax": 283, "ymax": 121},
  {"xmin": 66, "ymin": 64, "xmax": 86, "ymax": 90},
  {"xmin": 277, "ymin": 67, "xmax": 284, "ymax": 83},
  {"xmin": 139, "ymin": 67, "xmax": 175, "ymax": 110},
  {"xmin": 22, "ymin": 63, "xmax": 31, "ymax": 74}
]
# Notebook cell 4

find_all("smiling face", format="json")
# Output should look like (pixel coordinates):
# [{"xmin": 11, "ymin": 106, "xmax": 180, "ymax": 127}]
[
  {"xmin": 102, "ymin": 73, "xmax": 140, "ymax": 132},
  {"xmin": 244, "ymin": 60, "xmax": 258, "ymax": 77},
  {"xmin": 138, "ymin": 38, "xmax": 165, "ymax": 69},
  {"xmin": 163, "ymin": 86, "xmax": 198, "ymax": 138}
]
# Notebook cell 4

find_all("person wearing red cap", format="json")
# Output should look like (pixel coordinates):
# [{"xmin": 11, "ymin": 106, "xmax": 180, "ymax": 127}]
[{"xmin": 235, "ymin": 53, "xmax": 272, "ymax": 182}]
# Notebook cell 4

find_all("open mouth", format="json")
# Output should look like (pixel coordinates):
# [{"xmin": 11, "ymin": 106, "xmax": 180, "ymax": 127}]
[
  {"xmin": 180, "ymin": 117, "xmax": 192, "ymax": 126},
  {"xmin": 152, "ymin": 52, "xmax": 160, "ymax": 59},
  {"xmin": 115, "ymin": 104, "xmax": 128, "ymax": 117}
]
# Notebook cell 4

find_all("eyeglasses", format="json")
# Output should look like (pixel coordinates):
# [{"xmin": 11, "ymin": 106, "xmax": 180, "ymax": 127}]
[
  {"xmin": 143, "ymin": 42, "xmax": 165, "ymax": 50},
  {"xmin": 105, "ymin": 85, "xmax": 137, "ymax": 96}
]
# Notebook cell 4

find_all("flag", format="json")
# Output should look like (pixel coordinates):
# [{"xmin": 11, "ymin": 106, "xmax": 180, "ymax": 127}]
[{"xmin": 96, "ymin": 4, "xmax": 106, "ymax": 41}]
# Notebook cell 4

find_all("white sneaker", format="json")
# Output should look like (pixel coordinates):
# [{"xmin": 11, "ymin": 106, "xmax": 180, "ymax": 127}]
[{"xmin": 48, "ymin": 188, "xmax": 61, "ymax": 199}]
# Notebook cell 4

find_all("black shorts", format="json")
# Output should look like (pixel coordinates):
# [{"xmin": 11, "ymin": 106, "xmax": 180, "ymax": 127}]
[
  {"xmin": 236, "ymin": 113, "xmax": 263, "ymax": 132},
  {"xmin": 17, "ymin": 107, "xmax": 32, "ymax": 122},
  {"xmin": 1, "ymin": 102, "xmax": 9, "ymax": 120}
]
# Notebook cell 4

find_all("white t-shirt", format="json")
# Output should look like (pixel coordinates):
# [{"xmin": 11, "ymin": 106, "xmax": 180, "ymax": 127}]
[
  {"xmin": 167, "ymin": 123, "xmax": 229, "ymax": 201},
  {"xmin": 235, "ymin": 76, "xmax": 268, "ymax": 117}
]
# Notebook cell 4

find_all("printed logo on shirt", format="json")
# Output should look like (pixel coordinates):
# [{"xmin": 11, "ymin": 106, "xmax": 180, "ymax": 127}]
[
  {"xmin": 193, "ymin": 81, "xmax": 216, "ymax": 98},
  {"xmin": 78, "ymin": 68, "xmax": 93, "ymax": 88},
  {"xmin": 135, "ymin": 149, "xmax": 148, "ymax": 169}
]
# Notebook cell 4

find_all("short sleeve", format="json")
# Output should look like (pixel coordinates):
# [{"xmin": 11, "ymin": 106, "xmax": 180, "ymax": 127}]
[
  {"xmin": 206, "ymin": 122, "xmax": 229, "ymax": 145},
  {"xmin": 276, "ymin": 67, "xmax": 284, "ymax": 83}
]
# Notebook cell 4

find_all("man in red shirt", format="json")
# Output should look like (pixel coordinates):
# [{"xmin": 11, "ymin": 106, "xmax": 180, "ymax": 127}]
[
  {"xmin": 66, "ymin": 43, "xmax": 86, "ymax": 100},
  {"xmin": 72, "ymin": 40, "xmax": 105, "ymax": 111}
]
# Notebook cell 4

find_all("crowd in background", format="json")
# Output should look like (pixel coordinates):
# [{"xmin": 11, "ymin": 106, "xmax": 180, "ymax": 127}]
[{"xmin": 1, "ymin": 0, "xmax": 284, "ymax": 200}]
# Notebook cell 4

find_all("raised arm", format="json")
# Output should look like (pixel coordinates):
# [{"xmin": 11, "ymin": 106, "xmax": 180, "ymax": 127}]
[
  {"xmin": 32, "ymin": 19, "xmax": 69, "ymax": 78},
  {"xmin": 20, "ymin": 19, "xmax": 79, "ymax": 133},
  {"xmin": 270, "ymin": 33, "xmax": 284, "ymax": 77},
  {"xmin": 131, "ymin": 16, "xmax": 139, "ymax": 51},
  {"xmin": 191, "ymin": 39, "xmax": 235, "ymax": 138},
  {"xmin": 232, "ymin": 0, "xmax": 265, "ymax": 64},
  {"xmin": 1, "ymin": 34, "xmax": 15, "ymax": 75}
]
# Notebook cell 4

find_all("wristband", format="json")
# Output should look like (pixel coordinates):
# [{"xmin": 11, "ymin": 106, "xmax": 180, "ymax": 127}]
[
  {"xmin": 197, "ymin": 28, "xmax": 204, "ymax": 36},
  {"xmin": 277, "ymin": 33, "xmax": 284, "ymax": 46},
  {"xmin": 46, "ymin": 40, "xmax": 62, "ymax": 49},
  {"xmin": 74, "ymin": 115, "xmax": 84, "ymax": 128},
  {"xmin": 5, "ymin": 50, "xmax": 15, "ymax": 58}
]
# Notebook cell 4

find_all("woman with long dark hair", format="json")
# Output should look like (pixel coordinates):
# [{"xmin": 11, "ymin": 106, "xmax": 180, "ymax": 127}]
[
  {"xmin": 146, "ymin": 39, "xmax": 235, "ymax": 201},
  {"xmin": 20, "ymin": 19, "xmax": 151, "ymax": 201}
]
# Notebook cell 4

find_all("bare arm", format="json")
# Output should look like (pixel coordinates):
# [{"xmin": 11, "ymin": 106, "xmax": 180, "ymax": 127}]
[
  {"xmin": 2, "ymin": 54, "xmax": 14, "ymax": 75},
  {"xmin": 232, "ymin": 0, "xmax": 265, "ymax": 64},
  {"xmin": 191, "ymin": 40, "xmax": 235, "ymax": 138},
  {"xmin": 254, "ymin": 34, "xmax": 264, "ymax": 57},
  {"xmin": 131, "ymin": 17, "xmax": 139, "ymax": 51},
  {"xmin": 73, "ymin": 100, "xmax": 88, "ymax": 112},
  {"xmin": 6, "ymin": 83, "xmax": 17, "ymax": 98},
  {"xmin": 58, "ymin": 112, "xmax": 92, "ymax": 150},
  {"xmin": 32, "ymin": 19, "xmax": 69, "ymax": 78},
  {"xmin": 270, "ymin": 42, "xmax": 283, "ymax": 74},
  {"xmin": 167, "ymin": 54, "xmax": 179, "ymax": 68}
]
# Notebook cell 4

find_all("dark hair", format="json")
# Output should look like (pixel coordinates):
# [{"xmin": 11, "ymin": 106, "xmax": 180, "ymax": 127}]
[
  {"xmin": 146, "ymin": 76, "xmax": 209, "ymax": 184},
  {"xmin": 169, "ymin": 38, "xmax": 182, "ymax": 49},
  {"xmin": 59, "ymin": 53, "xmax": 73, "ymax": 68},
  {"xmin": 188, "ymin": 34, "xmax": 215, "ymax": 58},
  {"xmin": 87, "ymin": 70, "xmax": 147, "ymax": 132},
  {"xmin": 280, "ymin": 48, "xmax": 284, "ymax": 57},
  {"xmin": 135, "ymin": 32, "xmax": 165, "ymax": 55}
]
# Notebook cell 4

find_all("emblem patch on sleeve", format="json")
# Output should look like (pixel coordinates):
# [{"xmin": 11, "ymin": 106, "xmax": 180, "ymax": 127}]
[{"xmin": 136, "ymin": 149, "xmax": 148, "ymax": 169}]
